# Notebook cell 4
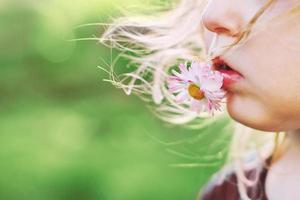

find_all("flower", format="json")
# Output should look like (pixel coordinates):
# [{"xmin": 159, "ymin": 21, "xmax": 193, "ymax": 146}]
[{"xmin": 167, "ymin": 61, "xmax": 226, "ymax": 116}]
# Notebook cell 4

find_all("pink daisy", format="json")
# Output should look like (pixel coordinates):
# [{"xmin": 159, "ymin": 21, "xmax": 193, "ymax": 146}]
[{"xmin": 167, "ymin": 61, "xmax": 226, "ymax": 116}]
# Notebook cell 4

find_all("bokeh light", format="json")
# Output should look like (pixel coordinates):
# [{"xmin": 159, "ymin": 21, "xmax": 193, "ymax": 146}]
[{"xmin": 0, "ymin": 0, "xmax": 232, "ymax": 199}]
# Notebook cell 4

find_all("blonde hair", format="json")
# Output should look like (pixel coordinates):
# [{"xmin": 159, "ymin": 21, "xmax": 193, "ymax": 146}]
[{"xmin": 99, "ymin": 0, "xmax": 300, "ymax": 199}]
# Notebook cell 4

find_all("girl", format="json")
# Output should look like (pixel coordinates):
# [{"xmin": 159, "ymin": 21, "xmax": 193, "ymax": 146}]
[{"xmin": 100, "ymin": 0, "xmax": 300, "ymax": 199}]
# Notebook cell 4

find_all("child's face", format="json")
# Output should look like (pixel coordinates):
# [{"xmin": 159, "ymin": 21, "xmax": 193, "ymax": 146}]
[{"xmin": 201, "ymin": 0, "xmax": 300, "ymax": 132}]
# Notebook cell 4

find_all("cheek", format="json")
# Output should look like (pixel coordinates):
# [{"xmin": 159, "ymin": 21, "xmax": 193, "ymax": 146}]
[
  {"xmin": 225, "ymin": 18, "xmax": 300, "ymax": 131},
  {"xmin": 238, "ymin": 13, "xmax": 300, "ymax": 81}
]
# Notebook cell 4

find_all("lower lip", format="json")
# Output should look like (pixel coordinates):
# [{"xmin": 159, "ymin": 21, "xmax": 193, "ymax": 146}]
[{"xmin": 217, "ymin": 69, "xmax": 244, "ymax": 89}]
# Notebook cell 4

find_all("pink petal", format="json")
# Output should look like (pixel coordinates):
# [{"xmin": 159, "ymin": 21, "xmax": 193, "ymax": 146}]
[
  {"xmin": 190, "ymin": 99, "xmax": 203, "ymax": 113},
  {"xmin": 175, "ymin": 91, "xmax": 189, "ymax": 104},
  {"xmin": 168, "ymin": 85, "xmax": 185, "ymax": 93}
]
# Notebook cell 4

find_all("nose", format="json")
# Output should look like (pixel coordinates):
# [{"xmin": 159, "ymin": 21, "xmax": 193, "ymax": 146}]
[{"xmin": 201, "ymin": 1, "xmax": 244, "ymax": 37}]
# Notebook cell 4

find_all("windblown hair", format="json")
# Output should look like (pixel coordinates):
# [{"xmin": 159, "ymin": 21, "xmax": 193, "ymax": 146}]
[{"xmin": 100, "ymin": 0, "xmax": 300, "ymax": 199}]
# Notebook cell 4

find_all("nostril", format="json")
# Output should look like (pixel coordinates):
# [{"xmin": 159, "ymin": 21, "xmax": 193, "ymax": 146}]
[
  {"xmin": 202, "ymin": 17, "xmax": 242, "ymax": 37},
  {"xmin": 214, "ymin": 27, "xmax": 231, "ymax": 35}
]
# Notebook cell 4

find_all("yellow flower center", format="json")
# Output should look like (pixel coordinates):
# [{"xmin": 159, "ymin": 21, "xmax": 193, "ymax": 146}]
[{"xmin": 188, "ymin": 84, "xmax": 205, "ymax": 100}]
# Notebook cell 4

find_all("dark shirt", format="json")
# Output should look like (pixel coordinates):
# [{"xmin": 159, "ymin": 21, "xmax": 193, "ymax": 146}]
[{"xmin": 199, "ymin": 157, "xmax": 271, "ymax": 200}]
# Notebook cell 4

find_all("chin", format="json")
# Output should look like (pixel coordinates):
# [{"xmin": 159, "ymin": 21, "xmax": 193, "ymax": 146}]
[{"xmin": 225, "ymin": 92, "xmax": 281, "ymax": 132}]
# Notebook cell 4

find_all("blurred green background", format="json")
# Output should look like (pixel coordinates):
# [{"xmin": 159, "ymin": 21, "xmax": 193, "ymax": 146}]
[{"xmin": 0, "ymin": 0, "xmax": 233, "ymax": 199}]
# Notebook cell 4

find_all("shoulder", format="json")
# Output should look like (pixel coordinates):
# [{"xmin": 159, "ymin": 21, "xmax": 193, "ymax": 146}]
[
  {"xmin": 198, "ymin": 155, "xmax": 271, "ymax": 200},
  {"xmin": 198, "ymin": 165, "xmax": 240, "ymax": 200}
]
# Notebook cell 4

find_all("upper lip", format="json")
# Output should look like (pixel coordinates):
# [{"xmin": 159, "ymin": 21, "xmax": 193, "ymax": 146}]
[{"xmin": 211, "ymin": 56, "xmax": 242, "ymax": 75}]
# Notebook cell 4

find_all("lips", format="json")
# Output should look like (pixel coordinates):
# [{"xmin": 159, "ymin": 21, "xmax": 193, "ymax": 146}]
[
  {"xmin": 212, "ymin": 57, "xmax": 233, "ymax": 71},
  {"xmin": 211, "ymin": 57, "xmax": 244, "ymax": 89}
]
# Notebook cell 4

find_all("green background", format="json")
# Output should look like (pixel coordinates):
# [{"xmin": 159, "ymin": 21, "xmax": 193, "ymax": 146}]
[{"xmin": 0, "ymin": 0, "xmax": 233, "ymax": 199}]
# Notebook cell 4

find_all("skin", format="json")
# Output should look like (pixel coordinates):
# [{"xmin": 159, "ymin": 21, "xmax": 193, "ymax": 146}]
[
  {"xmin": 201, "ymin": 0, "xmax": 300, "ymax": 132},
  {"xmin": 200, "ymin": 1, "xmax": 300, "ymax": 199}
]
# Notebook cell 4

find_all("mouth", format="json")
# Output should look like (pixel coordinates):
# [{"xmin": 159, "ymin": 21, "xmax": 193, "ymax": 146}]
[
  {"xmin": 212, "ymin": 56, "xmax": 236, "ymax": 72},
  {"xmin": 211, "ymin": 56, "xmax": 244, "ymax": 89}
]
